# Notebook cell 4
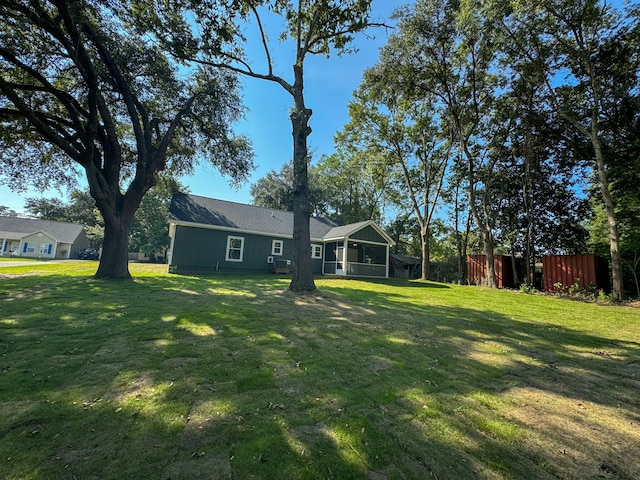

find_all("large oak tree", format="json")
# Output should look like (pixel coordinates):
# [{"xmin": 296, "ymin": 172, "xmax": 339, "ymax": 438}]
[{"xmin": 0, "ymin": 0, "xmax": 252, "ymax": 279}]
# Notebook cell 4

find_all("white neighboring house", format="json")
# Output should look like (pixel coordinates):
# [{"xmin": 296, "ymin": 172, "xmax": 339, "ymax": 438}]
[{"xmin": 0, "ymin": 217, "xmax": 90, "ymax": 259}]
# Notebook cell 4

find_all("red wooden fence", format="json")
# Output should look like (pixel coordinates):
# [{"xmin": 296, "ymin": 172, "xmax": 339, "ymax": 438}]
[
  {"xmin": 467, "ymin": 254, "xmax": 514, "ymax": 289},
  {"xmin": 542, "ymin": 254, "xmax": 609, "ymax": 292}
]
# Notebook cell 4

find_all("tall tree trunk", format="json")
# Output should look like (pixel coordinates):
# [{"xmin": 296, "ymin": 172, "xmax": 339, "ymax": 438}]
[
  {"xmin": 526, "ymin": 232, "xmax": 535, "ymax": 287},
  {"xmin": 463, "ymin": 139, "xmax": 498, "ymax": 288},
  {"xmin": 550, "ymin": 42, "xmax": 624, "ymax": 300},
  {"xmin": 421, "ymin": 225, "xmax": 431, "ymax": 281},
  {"xmin": 288, "ymin": 65, "xmax": 316, "ymax": 293},
  {"xmin": 523, "ymin": 143, "xmax": 534, "ymax": 286},
  {"xmin": 482, "ymin": 228, "xmax": 497, "ymax": 288},
  {"xmin": 525, "ymin": 218, "xmax": 534, "ymax": 286},
  {"xmin": 510, "ymin": 245, "xmax": 520, "ymax": 285},
  {"xmin": 623, "ymin": 254, "xmax": 640, "ymax": 297},
  {"xmin": 90, "ymin": 167, "xmax": 145, "ymax": 279},
  {"xmin": 462, "ymin": 210, "xmax": 471, "ymax": 284},
  {"xmin": 94, "ymin": 207, "xmax": 135, "ymax": 279},
  {"xmin": 592, "ymin": 136, "xmax": 623, "ymax": 301},
  {"xmin": 454, "ymin": 184, "xmax": 463, "ymax": 283}
]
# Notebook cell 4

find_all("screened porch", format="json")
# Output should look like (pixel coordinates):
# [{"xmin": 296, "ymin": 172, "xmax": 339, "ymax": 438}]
[{"xmin": 323, "ymin": 240, "xmax": 389, "ymax": 278}]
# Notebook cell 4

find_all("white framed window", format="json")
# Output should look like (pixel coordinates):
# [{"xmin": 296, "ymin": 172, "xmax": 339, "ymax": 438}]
[
  {"xmin": 311, "ymin": 244, "xmax": 323, "ymax": 259},
  {"xmin": 225, "ymin": 236, "xmax": 244, "ymax": 262},
  {"xmin": 272, "ymin": 239, "xmax": 283, "ymax": 256},
  {"xmin": 23, "ymin": 242, "xmax": 36, "ymax": 254},
  {"xmin": 40, "ymin": 244, "xmax": 52, "ymax": 254}
]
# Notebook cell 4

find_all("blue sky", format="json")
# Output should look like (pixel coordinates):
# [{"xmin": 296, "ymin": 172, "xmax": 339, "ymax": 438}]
[
  {"xmin": 0, "ymin": 0, "xmax": 406, "ymax": 214},
  {"xmin": 177, "ymin": 0, "xmax": 404, "ymax": 204}
]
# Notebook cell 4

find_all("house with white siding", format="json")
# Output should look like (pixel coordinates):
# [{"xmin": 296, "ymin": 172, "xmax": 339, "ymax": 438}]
[{"xmin": 0, "ymin": 217, "xmax": 90, "ymax": 259}]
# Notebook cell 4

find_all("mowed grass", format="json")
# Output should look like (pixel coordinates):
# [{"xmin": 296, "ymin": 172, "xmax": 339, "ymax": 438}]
[{"xmin": 1, "ymin": 262, "xmax": 639, "ymax": 480}]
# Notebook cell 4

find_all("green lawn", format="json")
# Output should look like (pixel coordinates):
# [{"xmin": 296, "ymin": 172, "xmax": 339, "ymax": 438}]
[
  {"xmin": 0, "ymin": 256, "xmax": 38, "ymax": 262},
  {"xmin": 1, "ymin": 262, "xmax": 639, "ymax": 479}
]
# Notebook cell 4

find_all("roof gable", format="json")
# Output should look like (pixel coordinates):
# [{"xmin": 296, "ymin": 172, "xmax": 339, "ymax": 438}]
[
  {"xmin": 22, "ymin": 230, "xmax": 58, "ymax": 242},
  {"xmin": 325, "ymin": 221, "xmax": 396, "ymax": 246},
  {"xmin": 0, "ymin": 216, "xmax": 85, "ymax": 243}
]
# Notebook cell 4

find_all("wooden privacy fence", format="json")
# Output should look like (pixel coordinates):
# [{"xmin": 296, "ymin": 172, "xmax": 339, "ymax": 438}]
[
  {"xmin": 467, "ymin": 254, "xmax": 610, "ymax": 291},
  {"xmin": 467, "ymin": 254, "xmax": 515, "ymax": 289},
  {"xmin": 542, "ymin": 254, "xmax": 610, "ymax": 292}
]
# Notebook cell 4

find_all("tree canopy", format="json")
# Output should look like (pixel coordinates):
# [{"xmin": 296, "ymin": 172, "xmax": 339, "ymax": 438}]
[
  {"xmin": 0, "ymin": 0, "xmax": 252, "ymax": 278},
  {"xmin": 329, "ymin": 0, "xmax": 639, "ymax": 297}
]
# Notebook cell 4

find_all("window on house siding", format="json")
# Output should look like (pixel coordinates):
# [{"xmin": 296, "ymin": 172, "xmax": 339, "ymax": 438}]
[
  {"xmin": 40, "ymin": 244, "xmax": 52, "ymax": 254},
  {"xmin": 225, "ymin": 236, "xmax": 244, "ymax": 262},
  {"xmin": 311, "ymin": 244, "xmax": 323, "ymax": 259},
  {"xmin": 272, "ymin": 240, "xmax": 283, "ymax": 256},
  {"xmin": 23, "ymin": 242, "xmax": 36, "ymax": 253}
]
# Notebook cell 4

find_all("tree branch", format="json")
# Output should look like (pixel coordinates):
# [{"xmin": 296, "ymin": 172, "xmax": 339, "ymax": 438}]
[
  {"xmin": 251, "ymin": 4, "xmax": 275, "ymax": 76},
  {"xmin": 0, "ymin": 77, "xmax": 82, "ymax": 161}
]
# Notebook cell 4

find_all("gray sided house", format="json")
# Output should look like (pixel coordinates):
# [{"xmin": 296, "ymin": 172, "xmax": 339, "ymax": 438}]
[
  {"xmin": 167, "ymin": 194, "xmax": 395, "ymax": 278},
  {"xmin": 0, "ymin": 216, "xmax": 90, "ymax": 259}
]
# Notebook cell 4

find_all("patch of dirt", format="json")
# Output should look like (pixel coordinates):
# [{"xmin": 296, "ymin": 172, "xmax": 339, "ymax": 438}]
[
  {"xmin": 162, "ymin": 356, "xmax": 199, "ymax": 369},
  {"xmin": 505, "ymin": 388, "xmax": 640, "ymax": 479},
  {"xmin": 163, "ymin": 453, "xmax": 232, "ymax": 480},
  {"xmin": 370, "ymin": 357, "xmax": 394, "ymax": 375},
  {"xmin": 52, "ymin": 444, "xmax": 107, "ymax": 466},
  {"xmin": 93, "ymin": 336, "xmax": 130, "ymax": 358},
  {"xmin": 292, "ymin": 423, "xmax": 333, "ymax": 444}
]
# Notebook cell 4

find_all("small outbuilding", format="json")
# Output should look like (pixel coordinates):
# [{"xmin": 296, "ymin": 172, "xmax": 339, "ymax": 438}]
[
  {"xmin": 167, "ymin": 194, "xmax": 395, "ymax": 278},
  {"xmin": 0, "ymin": 216, "xmax": 90, "ymax": 259},
  {"xmin": 389, "ymin": 254, "xmax": 422, "ymax": 279}
]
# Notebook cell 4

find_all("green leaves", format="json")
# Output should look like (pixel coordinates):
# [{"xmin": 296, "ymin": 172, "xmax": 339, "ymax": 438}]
[{"xmin": 1, "ymin": 0, "xmax": 255, "ymax": 278}]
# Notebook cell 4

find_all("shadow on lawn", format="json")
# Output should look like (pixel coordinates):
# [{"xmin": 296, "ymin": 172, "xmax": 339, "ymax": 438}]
[
  {"xmin": 1, "ymin": 274, "xmax": 370, "ymax": 479},
  {"xmin": 1, "ymin": 273, "xmax": 639, "ymax": 479}
]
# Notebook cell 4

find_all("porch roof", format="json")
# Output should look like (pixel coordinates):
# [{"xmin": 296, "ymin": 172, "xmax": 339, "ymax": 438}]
[{"xmin": 324, "ymin": 220, "xmax": 396, "ymax": 246}]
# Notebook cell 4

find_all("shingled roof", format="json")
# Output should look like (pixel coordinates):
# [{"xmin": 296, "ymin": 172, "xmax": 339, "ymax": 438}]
[
  {"xmin": 169, "ymin": 193, "xmax": 341, "ymax": 240},
  {"xmin": 0, "ymin": 216, "xmax": 85, "ymax": 243}
]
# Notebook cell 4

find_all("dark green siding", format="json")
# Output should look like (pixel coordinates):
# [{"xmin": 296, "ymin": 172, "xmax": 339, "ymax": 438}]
[
  {"xmin": 350, "ymin": 225, "xmax": 387, "ymax": 244},
  {"xmin": 170, "ymin": 225, "xmax": 323, "ymax": 275}
]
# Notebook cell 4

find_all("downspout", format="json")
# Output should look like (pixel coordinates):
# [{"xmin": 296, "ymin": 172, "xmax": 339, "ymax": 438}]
[
  {"xmin": 343, "ymin": 238, "xmax": 348, "ymax": 275},
  {"xmin": 167, "ymin": 223, "xmax": 176, "ymax": 268},
  {"xmin": 386, "ymin": 243, "xmax": 390, "ymax": 278}
]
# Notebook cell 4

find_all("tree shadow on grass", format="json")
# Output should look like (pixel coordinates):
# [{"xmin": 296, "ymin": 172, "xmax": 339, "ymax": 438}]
[
  {"xmin": 1, "ymin": 273, "xmax": 639, "ymax": 479},
  {"xmin": 0, "ymin": 274, "xmax": 372, "ymax": 479}
]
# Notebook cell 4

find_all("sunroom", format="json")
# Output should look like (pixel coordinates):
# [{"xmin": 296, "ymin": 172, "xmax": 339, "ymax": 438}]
[{"xmin": 321, "ymin": 221, "xmax": 395, "ymax": 278}]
